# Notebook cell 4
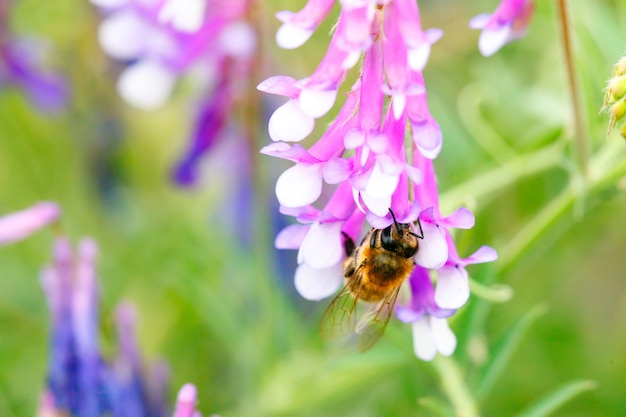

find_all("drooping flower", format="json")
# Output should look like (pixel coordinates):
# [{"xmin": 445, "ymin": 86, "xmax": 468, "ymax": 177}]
[
  {"xmin": 470, "ymin": 0, "xmax": 535, "ymax": 57},
  {"xmin": 0, "ymin": 202, "xmax": 60, "ymax": 246},
  {"xmin": 39, "ymin": 236, "xmax": 211, "ymax": 416},
  {"xmin": 261, "ymin": 1, "xmax": 498, "ymax": 360},
  {"xmin": 89, "ymin": 0, "xmax": 257, "ymax": 189}
]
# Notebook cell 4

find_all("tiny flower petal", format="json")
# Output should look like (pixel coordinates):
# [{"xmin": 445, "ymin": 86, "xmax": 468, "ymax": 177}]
[
  {"xmin": 430, "ymin": 317, "xmax": 456, "ymax": 356},
  {"xmin": 117, "ymin": 61, "xmax": 176, "ymax": 110},
  {"xmin": 414, "ymin": 221, "xmax": 448, "ymax": 269},
  {"xmin": 464, "ymin": 245, "xmax": 498, "ymax": 265},
  {"xmin": 435, "ymin": 265, "xmax": 470, "ymax": 309},
  {"xmin": 158, "ymin": 0, "xmax": 206, "ymax": 33},
  {"xmin": 276, "ymin": 22, "xmax": 315, "ymax": 49},
  {"xmin": 275, "ymin": 163, "xmax": 323, "ymax": 207},
  {"xmin": 444, "ymin": 207, "xmax": 475, "ymax": 229},
  {"xmin": 478, "ymin": 26, "xmax": 512, "ymax": 57},
  {"xmin": 219, "ymin": 21, "xmax": 257, "ymax": 58},
  {"xmin": 412, "ymin": 319, "xmax": 436, "ymax": 361},
  {"xmin": 299, "ymin": 222, "xmax": 343, "ymax": 269},
  {"xmin": 257, "ymin": 76, "xmax": 299, "ymax": 96},
  {"xmin": 268, "ymin": 100, "xmax": 315, "ymax": 142},
  {"xmin": 173, "ymin": 383, "xmax": 198, "ymax": 417},
  {"xmin": 275, "ymin": 224, "xmax": 310, "ymax": 249},
  {"xmin": 98, "ymin": 11, "xmax": 147, "ymax": 60},
  {"xmin": 295, "ymin": 262, "xmax": 343, "ymax": 300},
  {"xmin": 299, "ymin": 88, "xmax": 338, "ymax": 118},
  {"xmin": 0, "ymin": 202, "xmax": 60, "ymax": 245}
]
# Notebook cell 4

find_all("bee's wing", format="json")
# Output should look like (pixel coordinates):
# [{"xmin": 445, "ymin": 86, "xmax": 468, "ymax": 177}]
[
  {"xmin": 319, "ymin": 269, "xmax": 364, "ymax": 341},
  {"xmin": 355, "ymin": 285, "xmax": 401, "ymax": 353}
]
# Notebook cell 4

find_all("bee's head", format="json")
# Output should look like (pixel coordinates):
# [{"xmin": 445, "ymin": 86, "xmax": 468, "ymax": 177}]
[{"xmin": 381, "ymin": 210, "xmax": 420, "ymax": 258}]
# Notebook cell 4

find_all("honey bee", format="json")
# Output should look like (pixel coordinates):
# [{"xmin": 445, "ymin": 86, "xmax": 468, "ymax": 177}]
[{"xmin": 320, "ymin": 210, "xmax": 423, "ymax": 352}]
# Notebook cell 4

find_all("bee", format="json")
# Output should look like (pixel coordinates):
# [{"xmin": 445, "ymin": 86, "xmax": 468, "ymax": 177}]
[{"xmin": 320, "ymin": 210, "xmax": 423, "ymax": 352}]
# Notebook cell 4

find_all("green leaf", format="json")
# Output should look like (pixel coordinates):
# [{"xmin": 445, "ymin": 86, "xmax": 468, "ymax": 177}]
[
  {"xmin": 476, "ymin": 304, "xmax": 547, "ymax": 400},
  {"xmin": 512, "ymin": 380, "xmax": 597, "ymax": 417},
  {"xmin": 468, "ymin": 278, "xmax": 513, "ymax": 303}
]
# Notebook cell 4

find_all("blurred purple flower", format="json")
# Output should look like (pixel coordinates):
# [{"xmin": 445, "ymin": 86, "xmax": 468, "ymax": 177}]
[
  {"xmin": 0, "ymin": 202, "xmax": 60, "ymax": 245},
  {"xmin": 261, "ymin": 1, "xmax": 499, "ymax": 359},
  {"xmin": 89, "ymin": 0, "xmax": 257, "ymax": 190},
  {"xmin": 39, "ymin": 236, "xmax": 210, "ymax": 416},
  {"xmin": 0, "ymin": 3, "xmax": 68, "ymax": 112},
  {"xmin": 0, "ymin": 40, "xmax": 69, "ymax": 112},
  {"xmin": 470, "ymin": 0, "xmax": 534, "ymax": 56}
]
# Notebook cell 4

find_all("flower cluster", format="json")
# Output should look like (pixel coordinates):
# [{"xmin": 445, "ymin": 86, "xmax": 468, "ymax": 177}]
[
  {"xmin": 260, "ymin": 0, "xmax": 531, "ymax": 360},
  {"xmin": 37, "ymin": 235, "xmax": 212, "ymax": 417},
  {"xmin": 88, "ymin": 0, "xmax": 256, "ymax": 186},
  {"xmin": 0, "ymin": 3, "xmax": 68, "ymax": 112}
]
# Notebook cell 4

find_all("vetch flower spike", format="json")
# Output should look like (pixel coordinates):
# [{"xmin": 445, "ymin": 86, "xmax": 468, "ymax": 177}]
[{"xmin": 263, "ymin": 0, "xmax": 498, "ymax": 359}]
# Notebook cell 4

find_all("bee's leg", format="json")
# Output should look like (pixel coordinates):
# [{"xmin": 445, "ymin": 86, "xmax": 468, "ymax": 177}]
[{"xmin": 341, "ymin": 231, "xmax": 356, "ymax": 257}]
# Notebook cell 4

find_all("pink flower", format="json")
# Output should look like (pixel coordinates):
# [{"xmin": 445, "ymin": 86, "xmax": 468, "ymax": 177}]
[
  {"xmin": 0, "ymin": 202, "xmax": 60, "ymax": 245},
  {"xmin": 470, "ymin": 0, "xmax": 535, "ymax": 57},
  {"xmin": 262, "ymin": 0, "xmax": 499, "ymax": 358}
]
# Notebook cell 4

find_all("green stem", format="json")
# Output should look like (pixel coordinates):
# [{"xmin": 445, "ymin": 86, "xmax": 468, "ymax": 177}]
[
  {"xmin": 433, "ymin": 356, "xmax": 480, "ymax": 417},
  {"xmin": 557, "ymin": 0, "xmax": 590, "ymax": 177},
  {"xmin": 498, "ymin": 141, "xmax": 626, "ymax": 273}
]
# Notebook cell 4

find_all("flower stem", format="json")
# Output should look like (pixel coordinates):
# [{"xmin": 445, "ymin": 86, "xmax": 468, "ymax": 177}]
[
  {"xmin": 557, "ymin": 0, "xmax": 590, "ymax": 178},
  {"xmin": 432, "ymin": 356, "xmax": 480, "ymax": 417}
]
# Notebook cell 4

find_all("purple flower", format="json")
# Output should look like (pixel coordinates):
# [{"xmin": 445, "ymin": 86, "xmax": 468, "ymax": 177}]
[
  {"xmin": 470, "ymin": 0, "xmax": 535, "ymax": 57},
  {"xmin": 90, "ymin": 0, "xmax": 257, "ymax": 194},
  {"xmin": 0, "ymin": 35, "xmax": 68, "ymax": 112},
  {"xmin": 39, "ymin": 236, "xmax": 206, "ymax": 416},
  {"xmin": 396, "ymin": 266, "xmax": 457, "ymax": 361},
  {"xmin": 0, "ymin": 202, "xmax": 60, "ymax": 245}
]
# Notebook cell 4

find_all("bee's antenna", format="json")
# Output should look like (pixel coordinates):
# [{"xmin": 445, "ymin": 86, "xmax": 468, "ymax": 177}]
[
  {"xmin": 388, "ymin": 209, "xmax": 402, "ymax": 235},
  {"xmin": 414, "ymin": 218, "xmax": 424, "ymax": 240}
]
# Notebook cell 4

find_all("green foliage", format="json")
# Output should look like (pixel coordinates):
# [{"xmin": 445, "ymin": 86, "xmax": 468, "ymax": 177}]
[{"xmin": 1, "ymin": 0, "xmax": 626, "ymax": 416}]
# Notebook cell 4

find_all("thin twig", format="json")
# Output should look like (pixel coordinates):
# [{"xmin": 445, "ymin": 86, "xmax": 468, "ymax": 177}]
[{"xmin": 557, "ymin": 0, "xmax": 590, "ymax": 177}]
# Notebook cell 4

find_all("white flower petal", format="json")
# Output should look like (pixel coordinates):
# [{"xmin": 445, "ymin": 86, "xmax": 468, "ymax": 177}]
[
  {"xmin": 158, "ymin": 0, "xmax": 206, "ymax": 33},
  {"xmin": 299, "ymin": 88, "xmax": 337, "ymax": 118},
  {"xmin": 478, "ymin": 26, "xmax": 512, "ymax": 57},
  {"xmin": 412, "ymin": 319, "xmax": 436, "ymax": 361},
  {"xmin": 435, "ymin": 265, "xmax": 470, "ymax": 309},
  {"xmin": 276, "ymin": 163, "xmax": 323, "ymax": 208},
  {"xmin": 98, "ymin": 11, "xmax": 147, "ymax": 60},
  {"xmin": 268, "ymin": 100, "xmax": 315, "ymax": 142},
  {"xmin": 393, "ymin": 94, "xmax": 406, "ymax": 120},
  {"xmin": 117, "ymin": 61, "xmax": 175, "ymax": 110},
  {"xmin": 365, "ymin": 162, "xmax": 399, "ymax": 199},
  {"xmin": 276, "ymin": 23, "xmax": 314, "ymax": 49},
  {"xmin": 295, "ymin": 262, "xmax": 343, "ymax": 301},
  {"xmin": 275, "ymin": 224, "xmax": 310, "ymax": 249},
  {"xmin": 344, "ymin": 129, "xmax": 365, "ymax": 149},
  {"xmin": 414, "ymin": 222, "xmax": 448, "ymax": 269},
  {"xmin": 408, "ymin": 43, "xmax": 431, "ymax": 71},
  {"xmin": 430, "ymin": 317, "xmax": 457, "ymax": 356},
  {"xmin": 469, "ymin": 13, "xmax": 491, "ymax": 29},
  {"xmin": 300, "ymin": 222, "xmax": 343, "ymax": 269},
  {"xmin": 361, "ymin": 192, "xmax": 391, "ymax": 217},
  {"xmin": 219, "ymin": 21, "xmax": 256, "ymax": 58},
  {"xmin": 342, "ymin": 50, "xmax": 362, "ymax": 69}
]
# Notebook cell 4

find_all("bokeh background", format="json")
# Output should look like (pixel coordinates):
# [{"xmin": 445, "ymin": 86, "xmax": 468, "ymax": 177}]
[{"xmin": 1, "ymin": 0, "xmax": 626, "ymax": 416}]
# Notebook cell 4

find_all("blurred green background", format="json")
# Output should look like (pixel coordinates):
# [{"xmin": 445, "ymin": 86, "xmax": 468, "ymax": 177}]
[{"xmin": 2, "ymin": 0, "xmax": 626, "ymax": 416}]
